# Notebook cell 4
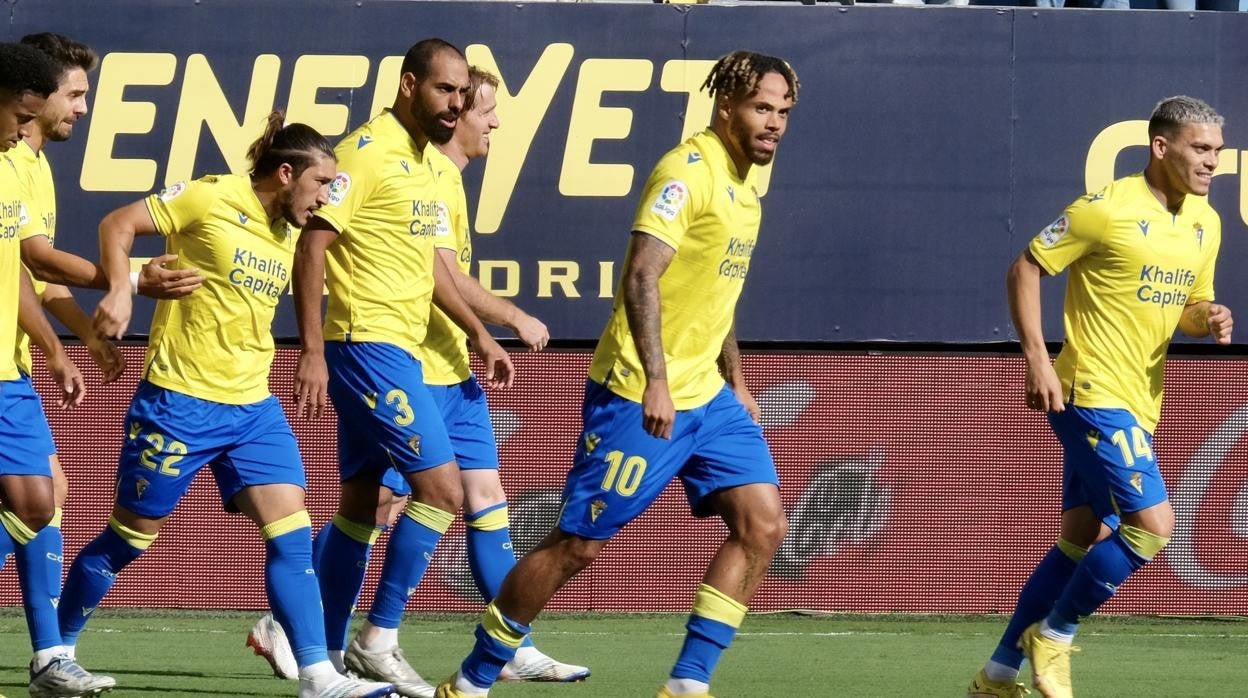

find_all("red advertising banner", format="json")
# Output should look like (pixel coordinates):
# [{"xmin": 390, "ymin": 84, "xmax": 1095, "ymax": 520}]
[{"xmin": 2, "ymin": 347, "xmax": 1244, "ymax": 616}]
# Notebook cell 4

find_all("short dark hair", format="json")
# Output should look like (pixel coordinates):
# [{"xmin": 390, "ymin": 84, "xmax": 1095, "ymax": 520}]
[
  {"xmin": 21, "ymin": 32, "xmax": 98, "ymax": 77},
  {"xmin": 0, "ymin": 43, "xmax": 60, "ymax": 99},
  {"xmin": 399, "ymin": 38, "xmax": 465, "ymax": 82},
  {"xmin": 246, "ymin": 111, "xmax": 335, "ymax": 178},
  {"xmin": 702, "ymin": 51, "xmax": 800, "ymax": 104}
]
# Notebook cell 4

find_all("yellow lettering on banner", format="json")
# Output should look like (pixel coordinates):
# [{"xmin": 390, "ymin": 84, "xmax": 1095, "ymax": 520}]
[
  {"xmin": 287, "ymin": 55, "xmax": 370, "ymax": 139},
  {"xmin": 598, "ymin": 260, "xmax": 615, "ymax": 299},
  {"xmin": 479, "ymin": 260, "xmax": 520, "ymax": 297},
  {"xmin": 660, "ymin": 59, "xmax": 716, "ymax": 141},
  {"xmin": 1085, "ymin": 120, "xmax": 1146, "ymax": 194},
  {"xmin": 369, "ymin": 56, "xmax": 403, "ymax": 120},
  {"xmin": 537, "ymin": 261, "xmax": 581, "ymax": 298},
  {"xmin": 80, "ymin": 53, "xmax": 177, "ymax": 192},
  {"xmin": 167, "ymin": 54, "xmax": 281, "ymax": 184},
  {"xmin": 559, "ymin": 59, "xmax": 653, "ymax": 198},
  {"xmin": 468, "ymin": 43, "xmax": 575, "ymax": 234}
]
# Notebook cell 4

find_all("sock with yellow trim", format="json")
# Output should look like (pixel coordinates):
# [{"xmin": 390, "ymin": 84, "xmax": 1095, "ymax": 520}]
[
  {"xmin": 463, "ymin": 503, "xmax": 535, "ymax": 648},
  {"xmin": 671, "ymin": 583, "xmax": 747, "ymax": 684},
  {"xmin": 367, "ymin": 501, "xmax": 453, "ymax": 629},
  {"xmin": 459, "ymin": 601, "xmax": 530, "ymax": 689},
  {"xmin": 0, "ymin": 507, "xmax": 15, "ymax": 572},
  {"xmin": 5, "ymin": 507, "xmax": 62, "ymax": 651},
  {"xmin": 314, "ymin": 515, "xmax": 383, "ymax": 652},
  {"xmin": 262, "ymin": 511, "xmax": 328, "ymax": 668},
  {"xmin": 1047, "ymin": 524, "xmax": 1165, "ymax": 637},
  {"xmin": 58, "ymin": 517, "xmax": 155, "ymax": 647},
  {"xmin": 987, "ymin": 538, "xmax": 1087, "ymax": 678}
]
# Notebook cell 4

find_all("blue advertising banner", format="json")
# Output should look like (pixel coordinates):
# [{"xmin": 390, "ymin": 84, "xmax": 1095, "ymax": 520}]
[{"xmin": 3, "ymin": 2, "xmax": 1246, "ymax": 343}]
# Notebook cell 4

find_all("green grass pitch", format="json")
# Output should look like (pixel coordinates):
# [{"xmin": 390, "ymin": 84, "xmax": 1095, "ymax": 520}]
[{"xmin": 0, "ymin": 611, "xmax": 1245, "ymax": 696}]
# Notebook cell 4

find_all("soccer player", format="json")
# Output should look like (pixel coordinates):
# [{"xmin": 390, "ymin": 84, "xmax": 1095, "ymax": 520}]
[
  {"xmin": 0, "ymin": 41, "xmax": 114, "ymax": 698},
  {"xmin": 57, "ymin": 112, "xmax": 397, "ymax": 698},
  {"xmin": 435, "ymin": 50, "xmax": 799, "ymax": 698},
  {"xmin": 968, "ymin": 96, "xmax": 1231, "ymax": 698},
  {"xmin": 0, "ymin": 31, "xmax": 205, "ymax": 577},
  {"xmin": 248, "ymin": 66, "xmax": 588, "ymax": 685},
  {"xmin": 291, "ymin": 39, "xmax": 512, "ymax": 698}
]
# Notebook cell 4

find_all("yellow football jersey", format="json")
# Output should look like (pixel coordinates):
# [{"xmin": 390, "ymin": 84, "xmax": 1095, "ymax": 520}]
[
  {"xmin": 589, "ymin": 129, "xmax": 762, "ymax": 409},
  {"xmin": 1029, "ymin": 172, "xmax": 1220, "ymax": 431},
  {"xmin": 317, "ymin": 110, "xmax": 446, "ymax": 357},
  {"xmin": 144, "ymin": 174, "xmax": 296, "ymax": 404},
  {"xmin": 12, "ymin": 141, "xmax": 57, "ymax": 374},
  {"xmin": 417, "ymin": 147, "xmax": 472, "ymax": 386},
  {"xmin": 0, "ymin": 154, "xmax": 27, "ymax": 382}
]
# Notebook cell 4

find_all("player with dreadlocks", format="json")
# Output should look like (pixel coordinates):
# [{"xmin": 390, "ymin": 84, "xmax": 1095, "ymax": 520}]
[{"xmin": 435, "ymin": 50, "xmax": 799, "ymax": 698}]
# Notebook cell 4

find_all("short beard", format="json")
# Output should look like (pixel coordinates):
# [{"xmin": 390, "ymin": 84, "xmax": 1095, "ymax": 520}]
[{"xmin": 731, "ymin": 120, "xmax": 774, "ymax": 167}]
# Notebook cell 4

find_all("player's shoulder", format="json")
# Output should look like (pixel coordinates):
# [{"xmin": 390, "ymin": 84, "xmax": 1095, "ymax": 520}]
[{"xmin": 153, "ymin": 173, "xmax": 234, "ymax": 207}]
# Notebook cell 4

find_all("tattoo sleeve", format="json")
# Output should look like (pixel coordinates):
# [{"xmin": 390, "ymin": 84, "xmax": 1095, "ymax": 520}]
[
  {"xmin": 718, "ymin": 322, "xmax": 744, "ymax": 387},
  {"xmin": 622, "ymin": 233, "xmax": 676, "ymax": 382}
]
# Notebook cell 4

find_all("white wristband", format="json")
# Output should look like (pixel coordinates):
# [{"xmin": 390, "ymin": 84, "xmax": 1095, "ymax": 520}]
[{"xmin": 129, "ymin": 271, "xmax": 140, "ymax": 295}]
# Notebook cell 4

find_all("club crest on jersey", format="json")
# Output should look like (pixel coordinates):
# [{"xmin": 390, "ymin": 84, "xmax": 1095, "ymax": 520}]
[
  {"xmin": 328, "ymin": 173, "xmax": 351, "ymax": 206},
  {"xmin": 651, "ymin": 179, "xmax": 689, "ymax": 221},
  {"xmin": 583, "ymin": 432, "xmax": 601, "ymax": 455},
  {"xmin": 1037, "ymin": 215, "xmax": 1069, "ymax": 247},
  {"xmin": 158, "ymin": 181, "xmax": 186, "ymax": 202},
  {"xmin": 136, "ymin": 477, "xmax": 149, "ymax": 500},
  {"xmin": 590, "ymin": 499, "xmax": 607, "ymax": 523}
]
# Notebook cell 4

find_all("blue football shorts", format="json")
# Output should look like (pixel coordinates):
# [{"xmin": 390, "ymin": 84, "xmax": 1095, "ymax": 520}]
[
  {"xmin": 327, "ymin": 341, "xmax": 455, "ymax": 488},
  {"xmin": 1048, "ymin": 405, "xmax": 1168, "ymax": 521},
  {"xmin": 116, "ymin": 381, "xmax": 305, "ymax": 518},
  {"xmin": 0, "ymin": 375, "xmax": 55, "ymax": 477},
  {"xmin": 558, "ymin": 380, "xmax": 778, "ymax": 539},
  {"xmin": 378, "ymin": 375, "xmax": 499, "ymax": 498}
]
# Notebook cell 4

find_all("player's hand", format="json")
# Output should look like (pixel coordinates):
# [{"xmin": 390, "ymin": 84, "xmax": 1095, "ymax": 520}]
[
  {"xmin": 473, "ymin": 334, "xmax": 514, "ymax": 389},
  {"xmin": 511, "ymin": 312, "xmax": 549, "ymax": 352},
  {"xmin": 93, "ymin": 291, "xmax": 133, "ymax": 340},
  {"xmin": 46, "ymin": 351, "xmax": 85, "ymax": 408},
  {"xmin": 1024, "ymin": 360, "xmax": 1064, "ymax": 413},
  {"xmin": 1208, "ymin": 303, "xmax": 1233, "ymax": 345},
  {"xmin": 733, "ymin": 383, "xmax": 761, "ymax": 424},
  {"xmin": 642, "ymin": 379, "xmax": 675, "ymax": 439},
  {"xmin": 86, "ymin": 336, "xmax": 125, "ymax": 384},
  {"xmin": 295, "ymin": 349, "xmax": 330, "ymax": 419},
  {"xmin": 137, "ymin": 254, "xmax": 204, "ymax": 299}
]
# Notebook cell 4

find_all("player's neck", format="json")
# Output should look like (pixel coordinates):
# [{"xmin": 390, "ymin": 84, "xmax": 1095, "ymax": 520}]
[
  {"xmin": 1142, "ymin": 164, "xmax": 1185, "ymax": 214},
  {"xmin": 710, "ymin": 122, "xmax": 750, "ymax": 180},
  {"xmin": 436, "ymin": 142, "xmax": 470, "ymax": 172},
  {"xmin": 251, "ymin": 179, "xmax": 284, "ymax": 223},
  {"xmin": 391, "ymin": 106, "xmax": 430, "ymax": 153},
  {"xmin": 22, "ymin": 130, "xmax": 46, "ymax": 156}
]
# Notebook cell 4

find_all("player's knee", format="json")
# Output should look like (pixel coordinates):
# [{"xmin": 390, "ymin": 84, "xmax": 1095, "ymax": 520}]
[
  {"xmin": 737, "ymin": 509, "xmax": 788, "ymax": 555},
  {"xmin": 1119, "ymin": 523, "xmax": 1169, "ymax": 560},
  {"xmin": 553, "ymin": 534, "xmax": 605, "ymax": 573}
]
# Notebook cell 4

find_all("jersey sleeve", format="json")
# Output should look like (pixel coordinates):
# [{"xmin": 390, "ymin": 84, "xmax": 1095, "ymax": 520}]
[
  {"xmin": 144, "ymin": 179, "xmax": 218, "ymax": 237},
  {"xmin": 315, "ymin": 141, "xmax": 380, "ymax": 234},
  {"xmin": 1027, "ymin": 191, "xmax": 1110, "ymax": 276},
  {"xmin": 1188, "ymin": 213, "xmax": 1220, "ymax": 305},
  {"xmin": 630, "ymin": 150, "xmax": 710, "ymax": 250},
  {"xmin": 434, "ymin": 168, "xmax": 466, "ymax": 253},
  {"xmin": 15, "ymin": 167, "xmax": 47, "ymax": 242}
]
